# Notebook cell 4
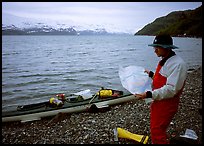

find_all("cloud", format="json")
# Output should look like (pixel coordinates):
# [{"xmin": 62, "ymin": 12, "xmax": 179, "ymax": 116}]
[{"xmin": 2, "ymin": 2, "xmax": 202, "ymax": 34}]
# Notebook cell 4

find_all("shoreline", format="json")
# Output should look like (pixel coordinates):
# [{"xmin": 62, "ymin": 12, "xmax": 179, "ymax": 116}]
[{"xmin": 2, "ymin": 66, "xmax": 202, "ymax": 144}]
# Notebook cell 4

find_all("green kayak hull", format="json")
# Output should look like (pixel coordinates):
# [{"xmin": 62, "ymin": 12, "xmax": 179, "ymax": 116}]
[{"xmin": 2, "ymin": 94, "xmax": 135, "ymax": 123}]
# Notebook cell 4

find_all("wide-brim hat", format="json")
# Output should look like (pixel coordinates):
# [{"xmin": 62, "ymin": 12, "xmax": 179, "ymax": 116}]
[{"xmin": 148, "ymin": 34, "xmax": 178, "ymax": 49}]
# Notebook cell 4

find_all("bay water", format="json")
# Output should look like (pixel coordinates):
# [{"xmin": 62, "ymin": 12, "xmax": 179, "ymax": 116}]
[{"xmin": 2, "ymin": 35, "xmax": 202, "ymax": 111}]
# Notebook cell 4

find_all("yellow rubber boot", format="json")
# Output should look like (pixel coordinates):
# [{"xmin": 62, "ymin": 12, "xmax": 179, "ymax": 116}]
[{"xmin": 114, "ymin": 127, "xmax": 149, "ymax": 144}]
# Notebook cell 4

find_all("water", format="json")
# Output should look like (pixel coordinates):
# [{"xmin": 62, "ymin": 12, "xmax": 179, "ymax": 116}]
[{"xmin": 2, "ymin": 35, "xmax": 202, "ymax": 111}]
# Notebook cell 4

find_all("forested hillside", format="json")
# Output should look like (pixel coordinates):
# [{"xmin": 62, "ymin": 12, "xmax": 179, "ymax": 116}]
[{"xmin": 135, "ymin": 5, "xmax": 202, "ymax": 37}]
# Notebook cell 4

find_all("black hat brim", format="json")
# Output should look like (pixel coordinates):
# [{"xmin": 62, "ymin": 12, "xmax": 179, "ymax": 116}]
[{"xmin": 148, "ymin": 44, "xmax": 178, "ymax": 49}]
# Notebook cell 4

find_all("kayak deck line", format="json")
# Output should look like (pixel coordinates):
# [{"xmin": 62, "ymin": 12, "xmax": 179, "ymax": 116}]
[{"xmin": 2, "ymin": 93, "xmax": 134, "ymax": 123}]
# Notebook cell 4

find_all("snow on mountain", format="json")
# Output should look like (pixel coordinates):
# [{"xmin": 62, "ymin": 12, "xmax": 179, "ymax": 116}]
[
  {"xmin": 3, "ymin": 13, "xmax": 72, "ymax": 29},
  {"xmin": 2, "ymin": 13, "xmax": 130, "ymax": 34}
]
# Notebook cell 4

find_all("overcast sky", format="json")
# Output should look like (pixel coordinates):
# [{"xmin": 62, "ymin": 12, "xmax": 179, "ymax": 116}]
[{"xmin": 2, "ymin": 2, "xmax": 202, "ymax": 34}]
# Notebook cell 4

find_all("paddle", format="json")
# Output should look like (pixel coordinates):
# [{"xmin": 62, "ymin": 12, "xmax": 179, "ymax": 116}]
[{"xmin": 88, "ymin": 94, "xmax": 97, "ymax": 104}]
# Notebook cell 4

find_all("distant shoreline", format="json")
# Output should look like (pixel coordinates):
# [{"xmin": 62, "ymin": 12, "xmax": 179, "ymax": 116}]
[
  {"xmin": 2, "ymin": 34, "xmax": 202, "ymax": 38},
  {"xmin": 134, "ymin": 34, "xmax": 202, "ymax": 38}
]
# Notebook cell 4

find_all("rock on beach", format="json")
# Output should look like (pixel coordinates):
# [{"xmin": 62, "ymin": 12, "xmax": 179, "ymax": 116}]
[{"xmin": 2, "ymin": 66, "xmax": 202, "ymax": 144}]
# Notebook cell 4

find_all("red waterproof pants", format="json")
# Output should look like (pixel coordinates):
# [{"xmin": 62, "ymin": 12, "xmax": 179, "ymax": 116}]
[{"xmin": 150, "ymin": 64, "xmax": 180, "ymax": 144}]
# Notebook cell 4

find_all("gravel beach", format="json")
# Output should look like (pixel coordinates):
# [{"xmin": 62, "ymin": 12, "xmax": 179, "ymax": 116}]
[{"xmin": 2, "ymin": 66, "xmax": 202, "ymax": 144}]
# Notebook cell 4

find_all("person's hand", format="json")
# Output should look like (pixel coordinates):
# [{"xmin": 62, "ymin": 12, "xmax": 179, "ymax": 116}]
[
  {"xmin": 144, "ymin": 69, "xmax": 150, "ymax": 74},
  {"xmin": 134, "ymin": 92, "xmax": 146, "ymax": 99}
]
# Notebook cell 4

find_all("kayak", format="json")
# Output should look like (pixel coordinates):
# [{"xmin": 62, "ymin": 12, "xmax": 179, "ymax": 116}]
[{"xmin": 2, "ymin": 91, "xmax": 135, "ymax": 123}]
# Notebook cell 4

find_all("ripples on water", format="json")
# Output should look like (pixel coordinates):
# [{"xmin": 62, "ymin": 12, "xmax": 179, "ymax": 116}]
[{"xmin": 2, "ymin": 35, "xmax": 202, "ymax": 111}]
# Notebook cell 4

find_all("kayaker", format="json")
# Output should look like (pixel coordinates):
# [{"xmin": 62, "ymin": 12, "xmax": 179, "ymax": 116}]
[{"xmin": 135, "ymin": 34, "xmax": 187, "ymax": 144}]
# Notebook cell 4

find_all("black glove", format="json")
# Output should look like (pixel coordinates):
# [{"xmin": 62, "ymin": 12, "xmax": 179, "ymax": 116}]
[
  {"xmin": 149, "ymin": 71, "xmax": 154, "ymax": 78},
  {"xmin": 146, "ymin": 91, "xmax": 152, "ymax": 98}
]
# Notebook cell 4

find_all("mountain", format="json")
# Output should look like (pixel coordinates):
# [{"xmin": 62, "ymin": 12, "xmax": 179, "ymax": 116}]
[
  {"xmin": 2, "ymin": 13, "xmax": 126, "ymax": 35},
  {"xmin": 2, "ymin": 24, "xmax": 78, "ymax": 35},
  {"xmin": 135, "ymin": 5, "xmax": 202, "ymax": 37}
]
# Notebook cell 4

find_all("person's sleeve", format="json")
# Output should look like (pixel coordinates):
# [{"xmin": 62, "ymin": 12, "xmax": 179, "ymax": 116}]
[{"xmin": 152, "ymin": 62, "xmax": 187, "ymax": 100}]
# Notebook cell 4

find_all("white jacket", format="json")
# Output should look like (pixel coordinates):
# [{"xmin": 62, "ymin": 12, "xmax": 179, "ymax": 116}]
[{"xmin": 152, "ymin": 55, "xmax": 187, "ymax": 100}]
